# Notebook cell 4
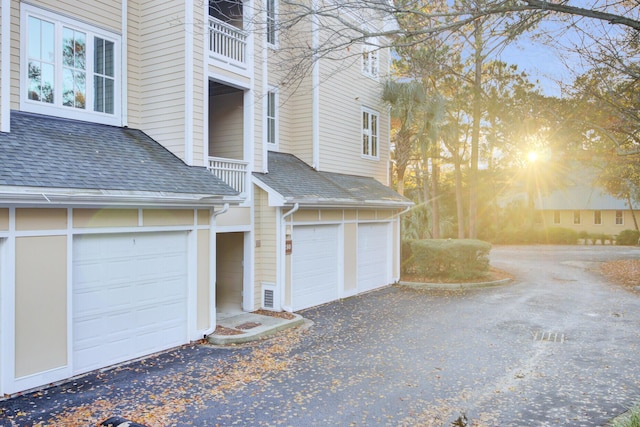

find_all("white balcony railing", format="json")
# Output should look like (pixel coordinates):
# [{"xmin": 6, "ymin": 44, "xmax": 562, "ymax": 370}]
[
  {"xmin": 208, "ymin": 156, "xmax": 249, "ymax": 194},
  {"xmin": 209, "ymin": 17, "xmax": 248, "ymax": 65}
]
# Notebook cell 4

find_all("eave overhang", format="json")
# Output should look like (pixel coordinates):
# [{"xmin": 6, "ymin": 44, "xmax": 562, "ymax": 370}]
[{"xmin": 0, "ymin": 186, "xmax": 244, "ymax": 208}]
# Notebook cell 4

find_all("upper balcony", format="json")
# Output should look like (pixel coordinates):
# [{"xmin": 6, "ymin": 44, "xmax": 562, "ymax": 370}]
[
  {"xmin": 208, "ymin": 0, "xmax": 249, "ymax": 73},
  {"xmin": 208, "ymin": 157, "xmax": 249, "ymax": 196}
]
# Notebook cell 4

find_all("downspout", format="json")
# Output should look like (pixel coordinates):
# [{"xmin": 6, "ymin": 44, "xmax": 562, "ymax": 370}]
[
  {"xmin": 204, "ymin": 203, "xmax": 231, "ymax": 336},
  {"xmin": 280, "ymin": 203, "xmax": 299, "ymax": 311},
  {"xmin": 282, "ymin": 202, "xmax": 299, "ymax": 220}
]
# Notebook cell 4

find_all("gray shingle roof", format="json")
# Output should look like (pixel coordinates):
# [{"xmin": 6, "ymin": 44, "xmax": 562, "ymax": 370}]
[
  {"xmin": 536, "ymin": 184, "xmax": 628, "ymax": 210},
  {"xmin": 253, "ymin": 152, "xmax": 411, "ymax": 207},
  {"xmin": 0, "ymin": 111, "xmax": 238, "ymax": 196}
]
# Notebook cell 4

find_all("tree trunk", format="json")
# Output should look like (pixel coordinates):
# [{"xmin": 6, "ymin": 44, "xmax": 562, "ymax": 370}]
[
  {"xmin": 626, "ymin": 193, "xmax": 639, "ymax": 231},
  {"xmin": 431, "ymin": 155, "xmax": 440, "ymax": 239},
  {"xmin": 455, "ymin": 152, "xmax": 465, "ymax": 239},
  {"xmin": 468, "ymin": 18, "xmax": 483, "ymax": 239},
  {"xmin": 396, "ymin": 165, "xmax": 406, "ymax": 196}
]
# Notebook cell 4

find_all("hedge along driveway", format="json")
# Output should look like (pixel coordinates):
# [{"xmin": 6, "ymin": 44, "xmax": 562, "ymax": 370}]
[{"xmin": 2, "ymin": 245, "xmax": 640, "ymax": 426}]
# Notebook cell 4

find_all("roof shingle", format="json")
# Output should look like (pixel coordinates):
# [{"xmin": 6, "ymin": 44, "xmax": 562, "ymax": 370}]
[
  {"xmin": 253, "ymin": 152, "xmax": 411, "ymax": 207},
  {"xmin": 0, "ymin": 111, "xmax": 238, "ymax": 196}
]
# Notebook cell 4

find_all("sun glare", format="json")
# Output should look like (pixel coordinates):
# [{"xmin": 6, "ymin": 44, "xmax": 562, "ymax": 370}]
[{"xmin": 527, "ymin": 151, "xmax": 539, "ymax": 163}]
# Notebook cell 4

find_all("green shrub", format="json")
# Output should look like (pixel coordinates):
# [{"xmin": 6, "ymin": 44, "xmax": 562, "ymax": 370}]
[
  {"xmin": 540, "ymin": 227, "xmax": 578, "ymax": 244},
  {"xmin": 405, "ymin": 239, "xmax": 491, "ymax": 280},
  {"xmin": 616, "ymin": 229, "xmax": 640, "ymax": 246}
]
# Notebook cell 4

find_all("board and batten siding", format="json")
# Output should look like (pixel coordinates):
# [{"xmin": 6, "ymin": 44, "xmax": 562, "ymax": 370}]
[{"xmin": 254, "ymin": 189, "xmax": 277, "ymax": 307}]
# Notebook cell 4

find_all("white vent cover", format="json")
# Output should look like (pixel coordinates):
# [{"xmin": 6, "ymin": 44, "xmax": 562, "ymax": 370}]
[{"xmin": 261, "ymin": 282, "xmax": 279, "ymax": 311}]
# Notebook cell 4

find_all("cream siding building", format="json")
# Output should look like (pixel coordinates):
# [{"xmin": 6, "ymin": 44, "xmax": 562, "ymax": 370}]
[{"xmin": 0, "ymin": 0, "xmax": 410, "ymax": 395}]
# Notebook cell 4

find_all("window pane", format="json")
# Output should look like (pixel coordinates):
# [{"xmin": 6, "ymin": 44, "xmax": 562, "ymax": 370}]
[
  {"xmin": 42, "ymin": 21, "xmax": 55, "ymax": 62},
  {"xmin": 63, "ymin": 28, "xmax": 86, "ymax": 69},
  {"xmin": 104, "ymin": 40, "xmax": 114, "ymax": 76},
  {"xmin": 63, "ymin": 69, "xmax": 86, "ymax": 109},
  {"xmin": 41, "ymin": 63, "xmax": 55, "ymax": 103},
  {"xmin": 95, "ymin": 38, "xmax": 104, "ymax": 74},
  {"xmin": 63, "ymin": 28, "xmax": 74, "ymax": 67},
  {"xmin": 28, "ymin": 17, "xmax": 41, "ymax": 59},
  {"xmin": 267, "ymin": 0, "xmax": 275, "ymax": 44},
  {"xmin": 104, "ymin": 78, "xmax": 114, "ymax": 114},
  {"xmin": 94, "ymin": 37, "xmax": 115, "ymax": 114},
  {"xmin": 27, "ymin": 17, "xmax": 55, "ymax": 103}
]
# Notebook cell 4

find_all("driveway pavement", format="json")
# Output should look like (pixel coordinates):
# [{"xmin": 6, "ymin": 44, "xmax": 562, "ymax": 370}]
[{"xmin": 2, "ymin": 245, "xmax": 640, "ymax": 426}]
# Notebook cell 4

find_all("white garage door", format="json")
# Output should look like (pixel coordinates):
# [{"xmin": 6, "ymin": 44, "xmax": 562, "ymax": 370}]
[
  {"xmin": 73, "ymin": 232, "xmax": 188, "ymax": 375},
  {"xmin": 358, "ymin": 223, "xmax": 390, "ymax": 292},
  {"xmin": 292, "ymin": 225, "xmax": 340, "ymax": 311}
]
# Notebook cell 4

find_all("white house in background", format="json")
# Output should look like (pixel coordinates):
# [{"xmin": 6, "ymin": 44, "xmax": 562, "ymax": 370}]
[{"xmin": 0, "ymin": 0, "xmax": 410, "ymax": 394}]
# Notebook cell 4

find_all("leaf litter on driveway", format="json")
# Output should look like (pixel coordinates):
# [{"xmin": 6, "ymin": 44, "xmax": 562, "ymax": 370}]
[{"xmin": 2, "ymin": 245, "xmax": 640, "ymax": 427}]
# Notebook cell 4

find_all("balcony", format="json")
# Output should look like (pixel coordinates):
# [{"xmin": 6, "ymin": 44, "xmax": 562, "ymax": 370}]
[
  {"xmin": 208, "ymin": 156, "xmax": 249, "ymax": 194},
  {"xmin": 209, "ymin": 17, "xmax": 248, "ymax": 67}
]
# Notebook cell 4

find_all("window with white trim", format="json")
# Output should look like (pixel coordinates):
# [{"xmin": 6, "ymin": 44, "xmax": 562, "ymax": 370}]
[
  {"xmin": 362, "ymin": 108, "xmax": 378, "ymax": 158},
  {"xmin": 573, "ymin": 210, "xmax": 581, "ymax": 225},
  {"xmin": 594, "ymin": 210, "xmax": 602, "ymax": 225},
  {"xmin": 615, "ymin": 210, "xmax": 624, "ymax": 225},
  {"xmin": 266, "ymin": 0, "xmax": 277, "ymax": 46},
  {"xmin": 21, "ymin": 4, "xmax": 120, "ymax": 125},
  {"xmin": 553, "ymin": 210, "xmax": 561, "ymax": 225},
  {"xmin": 266, "ymin": 89, "xmax": 278, "ymax": 148},
  {"xmin": 362, "ymin": 39, "xmax": 379, "ymax": 78}
]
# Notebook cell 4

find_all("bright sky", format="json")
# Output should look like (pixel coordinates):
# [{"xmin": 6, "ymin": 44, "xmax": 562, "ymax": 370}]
[{"xmin": 496, "ymin": 21, "xmax": 587, "ymax": 98}]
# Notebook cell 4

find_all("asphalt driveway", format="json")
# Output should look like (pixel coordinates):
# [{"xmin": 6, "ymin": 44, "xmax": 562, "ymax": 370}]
[{"xmin": 2, "ymin": 245, "xmax": 640, "ymax": 426}]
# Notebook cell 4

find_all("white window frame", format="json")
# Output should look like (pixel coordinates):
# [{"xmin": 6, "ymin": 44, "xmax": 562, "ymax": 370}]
[
  {"xmin": 573, "ymin": 210, "xmax": 581, "ymax": 225},
  {"xmin": 361, "ymin": 107, "xmax": 379, "ymax": 159},
  {"xmin": 266, "ymin": 0, "xmax": 277, "ymax": 47},
  {"xmin": 615, "ymin": 210, "xmax": 624, "ymax": 225},
  {"xmin": 266, "ymin": 88, "xmax": 278, "ymax": 149},
  {"xmin": 20, "ymin": 4, "xmax": 121, "ymax": 126},
  {"xmin": 553, "ymin": 210, "xmax": 561, "ymax": 225},
  {"xmin": 594, "ymin": 210, "xmax": 602, "ymax": 225},
  {"xmin": 361, "ymin": 38, "xmax": 379, "ymax": 79}
]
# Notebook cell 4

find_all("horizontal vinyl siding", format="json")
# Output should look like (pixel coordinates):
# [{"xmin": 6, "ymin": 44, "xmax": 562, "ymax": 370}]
[
  {"xmin": 282, "ymin": 75, "xmax": 313, "ymax": 165},
  {"xmin": 9, "ymin": 0, "xmax": 18, "ymax": 109},
  {"xmin": 193, "ymin": 2, "xmax": 205, "ymax": 166},
  {"xmin": 210, "ymin": 92, "xmax": 244, "ymax": 159},
  {"xmin": 137, "ymin": 0, "xmax": 186, "ymax": 160},
  {"xmin": 127, "ymin": 1, "xmax": 141, "ymax": 126},
  {"xmin": 30, "ymin": 0, "xmax": 122, "ymax": 31},
  {"xmin": 317, "ymin": 37, "xmax": 390, "ymax": 183},
  {"xmin": 0, "ymin": 3, "xmax": 3, "ymax": 131}
]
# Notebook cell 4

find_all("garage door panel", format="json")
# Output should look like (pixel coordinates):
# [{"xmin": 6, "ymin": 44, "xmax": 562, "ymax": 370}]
[
  {"xmin": 358, "ymin": 224, "xmax": 390, "ymax": 292},
  {"xmin": 73, "ymin": 232, "xmax": 188, "ymax": 375},
  {"xmin": 292, "ymin": 225, "xmax": 340, "ymax": 311}
]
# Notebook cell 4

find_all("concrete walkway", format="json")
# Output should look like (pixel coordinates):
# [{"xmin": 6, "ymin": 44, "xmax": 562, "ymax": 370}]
[{"xmin": 208, "ymin": 311, "xmax": 305, "ymax": 345}]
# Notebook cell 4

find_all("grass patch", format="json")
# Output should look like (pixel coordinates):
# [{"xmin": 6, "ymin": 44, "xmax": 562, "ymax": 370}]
[{"xmin": 611, "ymin": 403, "xmax": 640, "ymax": 427}]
